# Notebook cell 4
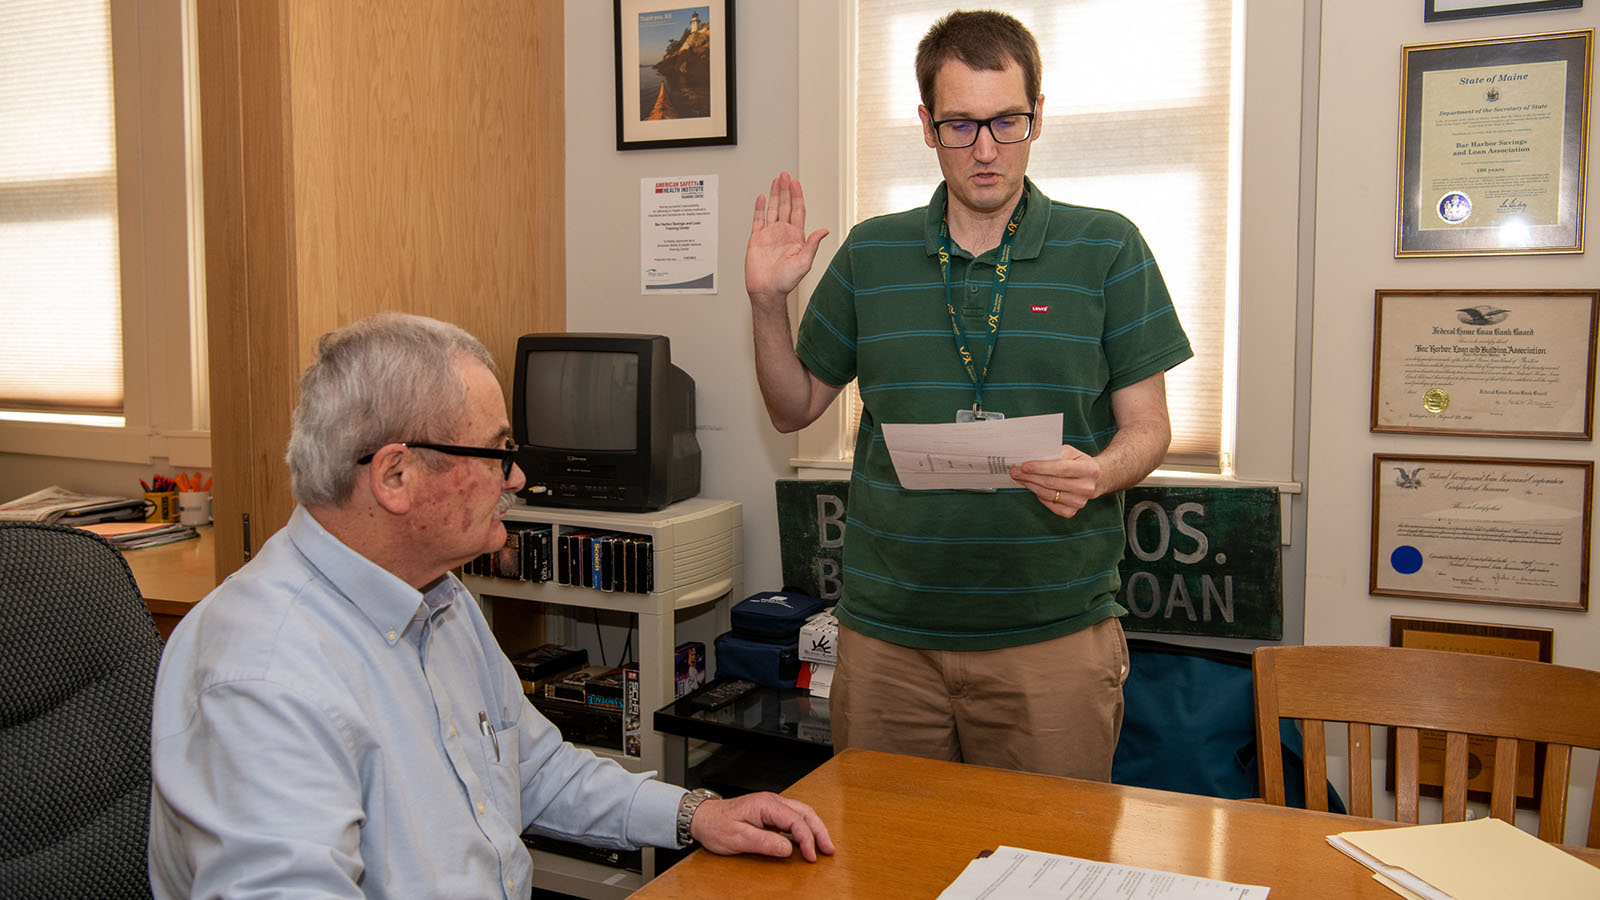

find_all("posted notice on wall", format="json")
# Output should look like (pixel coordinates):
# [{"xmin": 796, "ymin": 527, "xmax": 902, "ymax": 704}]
[{"xmin": 641, "ymin": 175, "xmax": 717, "ymax": 294}]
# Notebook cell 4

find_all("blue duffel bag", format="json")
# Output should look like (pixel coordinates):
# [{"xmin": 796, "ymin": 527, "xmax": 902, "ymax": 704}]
[{"xmin": 1113, "ymin": 638, "xmax": 1345, "ymax": 811}]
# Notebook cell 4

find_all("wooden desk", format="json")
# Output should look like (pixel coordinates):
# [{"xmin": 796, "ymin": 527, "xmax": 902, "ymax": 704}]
[
  {"xmin": 122, "ymin": 526, "xmax": 215, "ymax": 638},
  {"xmin": 635, "ymin": 748, "xmax": 1600, "ymax": 899}
]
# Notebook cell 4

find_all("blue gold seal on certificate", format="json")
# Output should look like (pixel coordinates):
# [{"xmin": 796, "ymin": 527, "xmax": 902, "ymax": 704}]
[
  {"xmin": 1437, "ymin": 191, "xmax": 1472, "ymax": 224},
  {"xmin": 1422, "ymin": 388, "xmax": 1449, "ymax": 414}
]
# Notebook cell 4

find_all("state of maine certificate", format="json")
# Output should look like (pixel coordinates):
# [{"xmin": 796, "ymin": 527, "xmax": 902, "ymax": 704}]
[
  {"xmin": 1396, "ymin": 30, "xmax": 1591, "ymax": 256},
  {"xmin": 1418, "ymin": 59, "xmax": 1567, "ymax": 231}
]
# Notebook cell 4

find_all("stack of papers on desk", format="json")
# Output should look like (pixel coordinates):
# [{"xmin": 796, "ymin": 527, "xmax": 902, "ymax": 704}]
[
  {"xmin": 78, "ymin": 521, "xmax": 199, "ymax": 550},
  {"xmin": 938, "ymin": 846, "xmax": 1269, "ymax": 899},
  {"xmin": 1327, "ymin": 817, "xmax": 1600, "ymax": 900},
  {"xmin": 0, "ymin": 485, "xmax": 147, "ymax": 525}
]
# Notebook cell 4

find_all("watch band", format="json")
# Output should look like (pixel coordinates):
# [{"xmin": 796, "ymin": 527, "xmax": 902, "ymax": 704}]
[{"xmin": 675, "ymin": 787, "xmax": 720, "ymax": 847}]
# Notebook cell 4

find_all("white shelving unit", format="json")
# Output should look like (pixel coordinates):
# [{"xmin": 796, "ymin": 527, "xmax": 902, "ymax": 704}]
[{"xmin": 462, "ymin": 496, "xmax": 742, "ymax": 894}]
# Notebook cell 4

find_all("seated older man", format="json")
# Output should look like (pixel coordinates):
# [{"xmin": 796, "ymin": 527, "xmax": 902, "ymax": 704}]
[{"xmin": 149, "ymin": 312, "xmax": 831, "ymax": 899}]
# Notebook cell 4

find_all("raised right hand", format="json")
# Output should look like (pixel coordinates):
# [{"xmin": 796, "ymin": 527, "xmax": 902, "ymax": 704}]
[{"xmin": 745, "ymin": 172, "xmax": 830, "ymax": 306}]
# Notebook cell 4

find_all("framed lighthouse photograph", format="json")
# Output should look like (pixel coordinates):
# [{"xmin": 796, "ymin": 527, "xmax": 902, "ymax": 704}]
[{"xmin": 614, "ymin": 1, "xmax": 738, "ymax": 150}]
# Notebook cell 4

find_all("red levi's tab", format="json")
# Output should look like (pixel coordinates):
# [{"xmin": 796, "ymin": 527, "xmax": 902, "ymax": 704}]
[{"xmin": 1030, "ymin": 304, "xmax": 1049, "ymax": 313}]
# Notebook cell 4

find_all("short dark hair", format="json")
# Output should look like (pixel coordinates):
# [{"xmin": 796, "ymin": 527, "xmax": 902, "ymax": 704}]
[{"xmin": 915, "ymin": 10, "xmax": 1042, "ymax": 112}]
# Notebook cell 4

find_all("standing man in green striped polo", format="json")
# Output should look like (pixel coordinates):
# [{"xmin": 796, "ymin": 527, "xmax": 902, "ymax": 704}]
[{"xmin": 743, "ymin": 10, "xmax": 1191, "ymax": 780}]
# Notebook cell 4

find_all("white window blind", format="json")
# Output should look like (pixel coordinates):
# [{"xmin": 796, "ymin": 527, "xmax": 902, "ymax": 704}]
[
  {"xmin": 0, "ymin": 0, "xmax": 123, "ymax": 415},
  {"xmin": 853, "ymin": 0, "xmax": 1236, "ymax": 471}
]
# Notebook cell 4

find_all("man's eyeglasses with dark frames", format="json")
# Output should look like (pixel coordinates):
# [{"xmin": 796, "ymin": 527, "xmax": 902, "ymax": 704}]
[
  {"xmin": 357, "ymin": 441, "xmax": 520, "ymax": 479},
  {"xmin": 930, "ymin": 112, "xmax": 1034, "ymax": 149}
]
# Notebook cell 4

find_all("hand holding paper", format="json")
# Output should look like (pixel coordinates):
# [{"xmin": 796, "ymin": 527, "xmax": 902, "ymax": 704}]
[
  {"xmin": 881, "ymin": 413, "xmax": 1063, "ymax": 492},
  {"xmin": 1009, "ymin": 442, "xmax": 1100, "ymax": 515}
]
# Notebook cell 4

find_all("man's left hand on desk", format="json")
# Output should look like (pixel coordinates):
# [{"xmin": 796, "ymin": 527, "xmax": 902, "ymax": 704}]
[{"xmin": 692, "ymin": 791, "xmax": 836, "ymax": 862}]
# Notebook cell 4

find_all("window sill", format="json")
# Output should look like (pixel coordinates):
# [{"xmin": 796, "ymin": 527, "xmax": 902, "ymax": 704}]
[
  {"xmin": 0, "ymin": 421, "xmax": 210, "ymax": 467},
  {"xmin": 788, "ymin": 457, "xmax": 852, "ymax": 481},
  {"xmin": 1141, "ymin": 469, "xmax": 1302, "ymax": 495}
]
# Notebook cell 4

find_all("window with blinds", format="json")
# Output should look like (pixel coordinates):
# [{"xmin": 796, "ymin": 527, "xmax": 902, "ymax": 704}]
[
  {"xmin": 851, "ymin": 0, "xmax": 1238, "ymax": 471},
  {"xmin": 0, "ymin": 0, "xmax": 124, "ymax": 418}
]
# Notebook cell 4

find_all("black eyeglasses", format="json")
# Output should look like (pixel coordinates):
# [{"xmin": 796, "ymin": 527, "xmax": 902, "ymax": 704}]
[
  {"xmin": 357, "ymin": 440, "xmax": 520, "ymax": 479},
  {"xmin": 930, "ymin": 112, "xmax": 1034, "ymax": 149}
]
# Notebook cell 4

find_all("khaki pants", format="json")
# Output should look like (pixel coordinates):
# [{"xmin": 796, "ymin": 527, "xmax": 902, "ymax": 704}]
[{"xmin": 830, "ymin": 617, "xmax": 1129, "ymax": 780}]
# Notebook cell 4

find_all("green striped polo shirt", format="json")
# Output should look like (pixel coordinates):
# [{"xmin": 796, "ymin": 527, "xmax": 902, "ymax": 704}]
[{"xmin": 795, "ymin": 179, "xmax": 1193, "ymax": 651}]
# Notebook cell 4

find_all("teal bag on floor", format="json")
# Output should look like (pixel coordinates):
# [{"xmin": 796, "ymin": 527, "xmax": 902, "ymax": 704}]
[{"xmin": 1112, "ymin": 638, "xmax": 1345, "ymax": 811}]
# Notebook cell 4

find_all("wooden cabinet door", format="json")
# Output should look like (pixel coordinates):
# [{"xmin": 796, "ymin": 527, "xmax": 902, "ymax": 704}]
[{"xmin": 197, "ymin": 0, "xmax": 566, "ymax": 579}]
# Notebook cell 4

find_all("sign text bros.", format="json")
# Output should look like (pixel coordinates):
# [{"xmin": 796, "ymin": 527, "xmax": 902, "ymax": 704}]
[{"xmin": 777, "ymin": 481, "xmax": 1282, "ymax": 640}]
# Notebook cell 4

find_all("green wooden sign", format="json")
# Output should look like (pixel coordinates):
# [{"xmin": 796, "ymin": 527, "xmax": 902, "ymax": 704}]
[
  {"xmin": 775, "ymin": 480, "xmax": 849, "ymax": 602},
  {"xmin": 774, "ymin": 480, "xmax": 1282, "ymax": 639},
  {"xmin": 1118, "ymin": 485, "xmax": 1282, "ymax": 640}
]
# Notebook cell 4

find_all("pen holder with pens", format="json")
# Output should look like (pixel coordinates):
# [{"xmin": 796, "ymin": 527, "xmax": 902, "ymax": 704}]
[{"xmin": 145, "ymin": 491, "xmax": 179, "ymax": 523}]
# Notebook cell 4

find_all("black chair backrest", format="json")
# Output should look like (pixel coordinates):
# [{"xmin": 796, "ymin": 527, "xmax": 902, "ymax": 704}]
[{"xmin": 0, "ymin": 521, "xmax": 163, "ymax": 899}]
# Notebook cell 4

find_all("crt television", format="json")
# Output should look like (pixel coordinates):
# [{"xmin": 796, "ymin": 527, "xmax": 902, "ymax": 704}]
[{"xmin": 511, "ymin": 333, "xmax": 701, "ymax": 512}]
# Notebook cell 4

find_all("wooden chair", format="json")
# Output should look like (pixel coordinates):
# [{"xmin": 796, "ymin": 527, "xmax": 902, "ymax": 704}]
[{"xmin": 1252, "ymin": 644, "xmax": 1600, "ymax": 847}]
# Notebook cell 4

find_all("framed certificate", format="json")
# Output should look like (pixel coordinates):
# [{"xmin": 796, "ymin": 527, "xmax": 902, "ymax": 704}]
[
  {"xmin": 1371, "ymin": 289, "xmax": 1599, "ymax": 438},
  {"xmin": 1425, "ymin": 1, "xmax": 1584, "ymax": 22},
  {"xmin": 1371, "ymin": 454, "xmax": 1592, "ymax": 610},
  {"xmin": 1388, "ymin": 615, "xmax": 1553, "ymax": 810},
  {"xmin": 1396, "ymin": 30, "xmax": 1592, "ymax": 256}
]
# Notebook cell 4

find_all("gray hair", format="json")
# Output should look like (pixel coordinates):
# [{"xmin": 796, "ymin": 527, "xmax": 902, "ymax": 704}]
[{"xmin": 286, "ymin": 312, "xmax": 497, "ymax": 507}]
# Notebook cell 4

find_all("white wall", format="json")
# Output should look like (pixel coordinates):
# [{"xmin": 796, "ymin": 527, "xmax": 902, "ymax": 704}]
[
  {"xmin": 1308, "ymin": 2, "xmax": 1599, "ymax": 842},
  {"xmin": 563, "ymin": 1, "xmax": 801, "ymax": 599},
  {"xmin": 1307, "ymin": 5, "xmax": 1600, "ymax": 664}
]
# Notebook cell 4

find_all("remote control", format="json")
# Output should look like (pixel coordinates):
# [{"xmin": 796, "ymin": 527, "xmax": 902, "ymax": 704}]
[{"xmin": 688, "ymin": 679, "xmax": 759, "ymax": 711}]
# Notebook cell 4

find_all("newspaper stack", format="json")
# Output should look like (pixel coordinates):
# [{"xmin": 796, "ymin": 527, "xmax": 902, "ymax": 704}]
[{"xmin": 0, "ymin": 486, "xmax": 149, "ymax": 525}]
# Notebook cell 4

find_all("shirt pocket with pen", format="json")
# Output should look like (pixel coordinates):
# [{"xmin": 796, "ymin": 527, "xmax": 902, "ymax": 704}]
[{"xmin": 475, "ymin": 716, "xmax": 523, "ymax": 820}]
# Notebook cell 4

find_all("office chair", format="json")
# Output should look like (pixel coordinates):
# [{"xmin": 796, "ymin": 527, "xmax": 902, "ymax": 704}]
[
  {"xmin": 0, "ymin": 521, "xmax": 164, "ymax": 898},
  {"xmin": 1253, "ymin": 644, "xmax": 1600, "ymax": 848}
]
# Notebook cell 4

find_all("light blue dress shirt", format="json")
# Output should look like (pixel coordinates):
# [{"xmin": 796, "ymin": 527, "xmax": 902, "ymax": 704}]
[{"xmin": 149, "ymin": 507, "xmax": 685, "ymax": 899}]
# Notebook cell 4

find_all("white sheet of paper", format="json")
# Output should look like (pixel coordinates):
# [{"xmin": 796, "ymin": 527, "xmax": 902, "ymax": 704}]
[
  {"xmin": 937, "ymin": 846, "xmax": 1271, "ymax": 900},
  {"xmin": 881, "ymin": 413, "xmax": 1063, "ymax": 491},
  {"xmin": 805, "ymin": 662, "xmax": 835, "ymax": 698},
  {"xmin": 640, "ymin": 175, "xmax": 717, "ymax": 294}
]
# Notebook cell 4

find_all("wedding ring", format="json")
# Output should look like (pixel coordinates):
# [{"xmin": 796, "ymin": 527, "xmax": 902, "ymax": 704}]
[{"xmin": 1052, "ymin": 490, "xmax": 1060, "ymax": 503}]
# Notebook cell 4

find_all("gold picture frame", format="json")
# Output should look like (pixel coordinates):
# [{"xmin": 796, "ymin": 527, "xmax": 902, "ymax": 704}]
[{"xmin": 1396, "ymin": 29, "xmax": 1592, "ymax": 256}]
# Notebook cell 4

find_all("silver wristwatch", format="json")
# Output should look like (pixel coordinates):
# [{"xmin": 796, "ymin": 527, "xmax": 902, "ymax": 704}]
[{"xmin": 675, "ymin": 787, "xmax": 721, "ymax": 847}]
